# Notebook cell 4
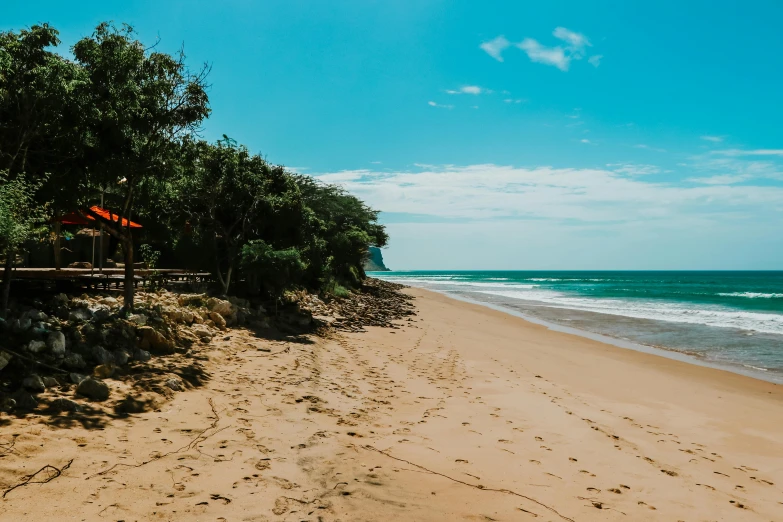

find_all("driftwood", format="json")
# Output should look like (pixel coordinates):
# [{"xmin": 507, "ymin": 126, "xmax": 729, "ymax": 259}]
[{"xmin": 3, "ymin": 459, "xmax": 74, "ymax": 498}]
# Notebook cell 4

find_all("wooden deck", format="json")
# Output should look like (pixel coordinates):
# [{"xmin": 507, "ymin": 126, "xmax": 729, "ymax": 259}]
[{"xmin": 9, "ymin": 268, "xmax": 211, "ymax": 290}]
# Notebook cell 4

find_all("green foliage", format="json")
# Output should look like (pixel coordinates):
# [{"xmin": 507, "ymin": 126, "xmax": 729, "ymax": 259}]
[
  {"xmin": 0, "ymin": 21, "xmax": 386, "ymax": 305},
  {"xmin": 0, "ymin": 172, "xmax": 47, "ymax": 253},
  {"xmin": 240, "ymin": 240, "xmax": 305, "ymax": 298}
]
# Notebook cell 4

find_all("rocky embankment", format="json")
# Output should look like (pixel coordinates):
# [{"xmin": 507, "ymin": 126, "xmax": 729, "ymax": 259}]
[
  {"xmin": 296, "ymin": 278, "xmax": 416, "ymax": 332},
  {"xmin": 0, "ymin": 278, "xmax": 415, "ymax": 414},
  {"xmin": 0, "ymin": 291, "xmax": 267, "ymax": 413}
]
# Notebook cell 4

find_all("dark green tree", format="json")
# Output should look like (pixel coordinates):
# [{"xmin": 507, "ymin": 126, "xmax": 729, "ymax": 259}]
[{"xmin": 71, "ymin": 23, "xmax": 210, "ymax": 310}]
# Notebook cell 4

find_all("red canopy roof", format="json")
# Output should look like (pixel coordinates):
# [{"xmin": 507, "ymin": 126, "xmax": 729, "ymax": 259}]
[{"xmin": 55, "ymin": 206, "xmax": 142, "ymax": 228}]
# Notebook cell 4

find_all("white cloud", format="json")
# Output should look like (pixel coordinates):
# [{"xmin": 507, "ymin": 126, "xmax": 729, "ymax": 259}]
[
  {"xmin": 580, "ymin": 139, "xmax": 591, "ymax": 144},
  {"xmin": 608, "ymin": 163, "xmax": 661, "ymax": 176},
  {"xmin": 635, "ymin": 144, "xmax": 667, "ymax": 153},
  {"xmin": 712, "ymin": 149, "xmax": 783, "ymax": 157},
  {"xmin": 479, "ymin": 35, "xmax": 510, "ymax": 62},
  {"xmin": 446, "ymin": 85, "xmax": 487, "ymax": 95},
  {"xmin": 313, "ymin": 164, "xmax": 783, "ymax": 225},
  {"xmin": 428, "ymin": 101, "xmax": 454, "ymax": 109},
  {"xmin": 701, "ymin": 135, "xmax": 724, "ymax": 143},
  {"xmin": 517, "ymin": 38, "xmax": 570, "ymax": 71},
  {"xmin": 688, "ymin": 174, "xmax": 750, "ymax": 185},
  {"xmin": 553, "ymin": 27, "xmax": 591, "ymax": 56},
  {"xmin": 471, "ymin": 105, "xmax": 479, "ymax": 109},
  {"xmin": 503, "ymin": 98, "xmax": 524, "ymax": 104},
  {"xmin": 588, "ymin": 55, "xmax": 603, "ymax": 67}
]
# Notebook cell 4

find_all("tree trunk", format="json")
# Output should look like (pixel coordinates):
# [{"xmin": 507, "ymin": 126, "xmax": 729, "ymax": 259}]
[
  {"xmin": 1, "ymin": 248, "xmax": 13, "ymax": 318},
  {"xmin": 122, "ymin": 238, "xmax": 134, "ymax": 312},
  {"xmin": 222, "ymin": 261, "xmax": 233, "ymax": 295}
]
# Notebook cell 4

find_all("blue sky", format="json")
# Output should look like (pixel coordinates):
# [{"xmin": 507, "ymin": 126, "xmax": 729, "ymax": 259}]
[{"xmin": 5, "ymin": 0, "xmax": 783, "ymax": 269}]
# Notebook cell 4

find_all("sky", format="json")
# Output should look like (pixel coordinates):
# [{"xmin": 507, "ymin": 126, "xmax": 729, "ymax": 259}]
[{"xmin": 4, "ymin": 0, "xmax": 783, "ymax": 270}]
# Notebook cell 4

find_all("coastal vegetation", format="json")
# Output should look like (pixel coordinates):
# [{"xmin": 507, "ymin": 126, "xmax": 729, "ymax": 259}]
[{"xmin": 0, "ymin": 22, "xmax": 387, "ymax": 311}]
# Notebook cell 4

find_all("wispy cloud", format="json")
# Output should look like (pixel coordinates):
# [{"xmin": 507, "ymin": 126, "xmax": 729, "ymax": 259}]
[
  {"xmin": 608, "ymin": 163, "xmax": 661, "ymax": 176},
  {"xmin": 634, "ymin": 144, "xmax": 667, "ymax": 153},
  {"xmin": 711, "ymin": 149, "xmax": 783, "ymax": 157},
  {"xmin": 313, "ymin": 164, "xmax": 783, "ymax": 224},
  {"xmin": 588, "ymin": 55, "xmax": 603, "ymax": 67},
  {"xmin": 701, "ymin": 135, "xmax": 724, "ymax": 143},
  {"xmin": 689, "ymin": 174, "xmax": 750, "ymax": 185},
  {"xmin": 446, "ymin": 85, "xmax": 488, "ymax": 95},
  {"xmin": 503, "ymin": 98, "xmax": 524, "ymax": 104},
  {"xmin": 479, "ymin": 35, "xmax": 510, "ymax": 62},
  {"xmin": 515, "ymin": 27, "xmax": 594, "ymax": 71},
  {"xmin": 428, "ymin": 101, "xmax": 454, "ymax": 109},
  {"xmin": 580, "ymin": 139, "xmax": 591, "ymax": 144},
  {"xmin": 517, "ymin": 38, "xmax": 569, "ymax": 71}
]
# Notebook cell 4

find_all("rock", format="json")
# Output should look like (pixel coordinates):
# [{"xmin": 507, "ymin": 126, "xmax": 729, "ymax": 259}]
[
  {"xmin": 47, "ymin": 331, "xmax": 67, "ymax": 356},
  {"xmin": 25, "ymin": 309, "xmax": 48, "ymax": 322},
  {"xmin": 165, "ymin": 378, "xmax": 182, "ymax": 392},
  {"xmin": 113, "ymin": 348, "xmax": 130, "ymax": 366},
  {"xmin": 93, "ymin": 364, "xmax": 115, "ymax": 379},
  {"xmin": 137, "ymin": 326, "xmax": 175, "ymax": 354},
  {"xmin": 51, "ymin": 398, "xmax": 81, "ymax": 412},
  {"xmin": 90, "ymin": 305, "xmax": 111, "ymax": 321},
  {"xmin": 52, "ymin": 293, "xmax": 69, "ymax": 307},
  {"xmin": 128, "ymin": 313, "xmax": 148, "ymax": 326},
  {"xmin": 132, "ymin": 348, "xmax": 151, "ymax": 362},
  {"xmin": 69, "ymin": 373, "xmax": 87, "ymax": 384},
  {"xmin": 12, "ymin": 316, "xmax": 32, "ymax": 332},
  {"xmin": 76, "ymin": 377, "xmax": 109, "ymax": 401},
  {"xmin": 23, "ymin": 374, "xmax": 46, "ymax": 392},
  {"xmin": 228, "ymin": 296, "xmax": 250, "ymax": 308},
  {"xmin": 69, "ymin": 308, "xmax": 92, "ymax": 322},
  {"xmin": 42, "ymin": 376, "xmax": 59, "ymax": 388},
  {"xmin": 91, "ymin": 345, "xmax": 114, "ymax": 365},
  {"xmin": 27, "ymin": 339, "xmax": 47, "ymax": 354},
  {"xmin": 30, "ymin": 322, "xmax": 50, "ymax": 338},
  {"xmin": 55, "ymin": 306, "xmax": 70, "ymax": 320},
  {"xmin": 100, "ymin": 296, "xmax": 119, "ymax": 307},
  {"xmin": 0, "ymin": 350, "xmax": 12, "ymax": 371},
  {"xmin": 63, "ymin": 352, "xmax": 86, "ymax": 370},
  {"xmin": 207, "ymin": 298, "xmax": 234, "ymax": 318},
  {"xmin": 11, "ymin": 389, "xmax": 38, "ymax": 410},
  {"xmin": 1, "ymin": 397, "xmax": 16, "ymax": 411},
  {"xmin": 209, "ymin": 311, "xmax": 227, "ymax": 330},
  {"xmin": 189, "ymin": 324, "xmax": 214, "ymax": 342}
]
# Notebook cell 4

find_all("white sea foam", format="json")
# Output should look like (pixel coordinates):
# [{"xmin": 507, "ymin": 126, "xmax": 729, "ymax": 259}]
[
  {"xmin": 475, "ymin": 289, "xmax": 783, "ymax": 335},
  {"xmin": 718, "ymin": 292, "xmax": 783, "ymax": 299}
]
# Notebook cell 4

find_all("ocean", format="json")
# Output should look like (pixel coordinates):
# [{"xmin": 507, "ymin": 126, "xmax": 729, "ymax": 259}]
[{"xmin": 371, "ymin": 271, "xmax": 783, "ymax": 383}]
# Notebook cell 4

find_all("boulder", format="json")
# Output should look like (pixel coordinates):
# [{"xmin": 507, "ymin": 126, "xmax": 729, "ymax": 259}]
[
  {"xmin": 209, "ymin": 311, "xmax": 227, "ymax": 330},
  {"xmin": 137, "ymin": 326, "xmax": 175, "ymax": 354},
  {"xmin": 52, "ymin": 293, "xmax": 69, "ymax": 307},
  {"xmin": 27, "ymin": 339, "xmax": 47, "ymax": 354},
  {"xmin": 22, "ymin": 374, "xmax": 46, "ymax": 392},
  {"xmin": 132, "ymin": 348, "xmax": 151, "ymax": 362},
  {"xmin": 189, "ymin": 323, "xmax": 214, "ymax": 342},
  {"xmin": 0, "ymin": 350, "xmax": 12, "ymax": 371},
  {"xmin": 113, "ymin": 348, "xmax": 130, "ymax": 366},
  {"xmin": 128, "ymin": 313, "xmax": 148, "ymax": 326},
  {"xmin": 91, "ymin": 345, "xmax": 114, "ymax": 365},
  {"xmin": 42, "ymin": 376, "xmax": 59, "ymax": 388},
  {"xmin": 69, "ymin": 308, "xmax": 92, "ymax": 322},
  {"xmin": 100, "ymin": 296, "xmax": 119, "ymax": 307},
  {"xmin": 47, "ymin": 331, "xmax": 67, "ymax": 356},
  {"xmin": 51, "ymin": 398, "xmax": 81, "ymax": 412},
  {"xmin": 207, "ymin": 298, "xmax": 234, "ymax": 318},
  {"xmin": 69, "ymin": 372, "xmax": 87, "ymax": 384},
  {"xmin": 63, "ymin": 352, "xmax": 86, "ymax": 370},
  {"xmin": 93, "ymin": 364, "xmax": 115, "ymax": 379},
  {"xmin": 11, "ymin": 389, "xmax": 38, "ymax": 410},
  {"xmin": 25, "ymin": 309, "xmax": 48, "ymax": 322},
  {"xmin": 12, "ymin": 316, "xmax": 32, "ymax": 332},
  {"xmin": 76, "ymin": 377, "xmax": 109, "ymax": 401},
  {"xmin": 165, "ymin": 378, "xmax": 182, "ymax": 392},
  {"xmin": 90, "ymin": 305, "xmax": 111, "ymax": 322}
]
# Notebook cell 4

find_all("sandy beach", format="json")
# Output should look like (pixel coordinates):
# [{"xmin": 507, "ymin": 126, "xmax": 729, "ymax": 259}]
[{"xmin": 1, "ymin": 287, "xmax": 782, "ymax": 521}]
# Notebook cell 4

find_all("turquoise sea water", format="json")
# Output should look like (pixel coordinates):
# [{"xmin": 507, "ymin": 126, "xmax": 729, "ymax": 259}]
[{"xmin": 371, "ymin": 271, "xmax": 783, "ymax": 383}]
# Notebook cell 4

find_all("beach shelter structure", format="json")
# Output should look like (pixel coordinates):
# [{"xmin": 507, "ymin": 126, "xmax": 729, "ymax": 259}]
[{"xmin": 52, "ymin": 206, "xmax": 142, "ymax": 273}]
